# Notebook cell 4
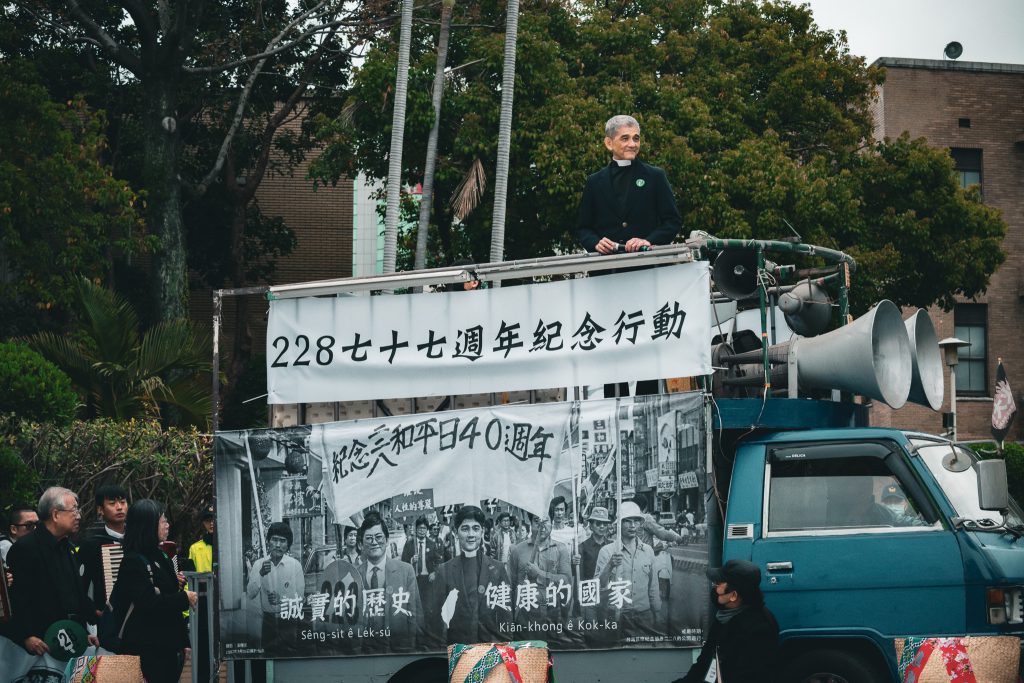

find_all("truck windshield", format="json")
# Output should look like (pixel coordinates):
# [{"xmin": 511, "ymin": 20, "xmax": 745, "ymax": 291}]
[{"xmin": 914, "ymin": 440, "xmax": 1024, "ymax": 528}]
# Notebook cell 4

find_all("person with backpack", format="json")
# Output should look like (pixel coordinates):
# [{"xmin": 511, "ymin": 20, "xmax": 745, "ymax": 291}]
[{"xmin": 109, "ymin": 499, "xmax": 197, "ymax": 682}]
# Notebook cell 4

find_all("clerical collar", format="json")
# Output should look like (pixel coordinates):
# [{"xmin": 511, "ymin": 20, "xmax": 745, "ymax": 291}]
[
  {"xmin": 612, "ymin": 159, "xmax": 632, "ymax": 166},
  {"xmin": 462, "ymin": 549, "xmax": 478, "ymax": 558}
]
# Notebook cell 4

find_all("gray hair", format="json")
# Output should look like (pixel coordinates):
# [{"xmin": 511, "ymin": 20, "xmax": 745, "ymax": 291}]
[
  {"xmin": 38, "ymin": 486, "xmax": 77, "ymax": 521},
  {"xmin": 604, "ymin": 115, "xmax": 640, "ymax": 139}
]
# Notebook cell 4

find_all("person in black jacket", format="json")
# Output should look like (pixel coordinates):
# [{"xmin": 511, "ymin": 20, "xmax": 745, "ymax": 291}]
[
  {"xmin": 6, "ymin": 487, "xmax": 97, "ymax": 655},
  {"xmin": 112, "ymin": 499, "xmax": 197, "ymax": 683},
  {"xmin": 576, "ymin": 114, "xmax": 683, "ymax": 397},
  {"xmin": 77, "ymin": 482, "xmax": 129, "ymax": 617},
  {"xmin": 675, "ymin": 559, "xmax": 779, "ymax": 683},
  {"xmin": 576, "ymin": 114, "xmax": 682, "ymax": 256}
]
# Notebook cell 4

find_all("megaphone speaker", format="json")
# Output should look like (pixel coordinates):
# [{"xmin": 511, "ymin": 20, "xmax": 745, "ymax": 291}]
[
  {"xmin": 904, "ymin": 309, "xmax": 944, "ymax": 411},
  {"xmin": 792, "ymin": 300, "xmax": 912, "ymax": 409},
  {"xmin": 713, "ymin": 249, "xmax": 759, "ymax": 300},
  {"xmin": 779, "ymin": 282, "xmax": 832, "ymax": 337}
]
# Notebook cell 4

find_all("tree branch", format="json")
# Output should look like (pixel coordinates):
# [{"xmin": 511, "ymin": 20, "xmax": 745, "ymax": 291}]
[
  {"xmin": 183, "ymin": 3, "xmax": 391, "ymax": 74},
  {"xmin": 65, "ymin": 0, "xmax": 144, "ymax": 75}
]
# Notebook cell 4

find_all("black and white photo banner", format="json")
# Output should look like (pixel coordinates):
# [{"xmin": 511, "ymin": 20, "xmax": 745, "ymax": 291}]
[{"xmin": 266, "ymin": 263, "xmax": 711, "ymax": 404}]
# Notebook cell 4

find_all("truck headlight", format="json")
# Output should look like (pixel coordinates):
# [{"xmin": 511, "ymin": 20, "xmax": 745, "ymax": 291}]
[{"xmin": 988, "ymin": 587, "xmax": 1024, "ymax": 625}]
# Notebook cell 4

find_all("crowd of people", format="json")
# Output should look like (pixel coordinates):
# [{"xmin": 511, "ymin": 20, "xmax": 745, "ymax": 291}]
[
  {"xmin": 0, "ymin": 486, "xmax": 210, "ymax": 683},
  {"xmin": 235, "ymin": 492, "xmax": 699, "ymax": 659}
]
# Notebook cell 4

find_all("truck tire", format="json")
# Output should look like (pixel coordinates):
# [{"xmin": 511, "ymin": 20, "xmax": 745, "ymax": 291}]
[{"xmin": 780, "ymin": 648, "xmax": 888, "ymax": 683}]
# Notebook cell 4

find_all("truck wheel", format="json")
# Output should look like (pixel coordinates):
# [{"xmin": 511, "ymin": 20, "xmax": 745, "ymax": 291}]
[{"xmin": 780, "ymin": 649, "xmax": 888, "ymax": 683}]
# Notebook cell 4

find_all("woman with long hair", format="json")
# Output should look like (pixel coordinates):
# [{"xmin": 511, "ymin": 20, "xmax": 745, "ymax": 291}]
[{"xmin": 112, "ymin": 499, "xmax": 197, "ymax": 682}]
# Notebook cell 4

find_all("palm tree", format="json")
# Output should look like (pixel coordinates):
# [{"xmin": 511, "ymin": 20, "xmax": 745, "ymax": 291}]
[
  {"xmin": 489, "ymin": 0, "xmax": 520, "ymax": 264},
  {"xmin": 25, "ymin": 278, "xmax": 212, "ymax": 427},
  {"xmin": 414, "ymin": 0, "xmax": 456, "ymax": 271},
  {"xmin": 383, "ymin": 0, "xmax": 416, "ymax": 275}
]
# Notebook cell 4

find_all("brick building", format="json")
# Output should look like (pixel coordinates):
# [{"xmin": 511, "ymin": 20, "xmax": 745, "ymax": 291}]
[{"xmin": 868, "ymin": 58, "xmax": 1024, "ymax": 442}]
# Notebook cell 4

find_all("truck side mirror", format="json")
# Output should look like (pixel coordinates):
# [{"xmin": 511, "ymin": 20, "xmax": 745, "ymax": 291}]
[{"xmin": 976, "ymin": 459, "xmax": 1009, "ymax": 512}]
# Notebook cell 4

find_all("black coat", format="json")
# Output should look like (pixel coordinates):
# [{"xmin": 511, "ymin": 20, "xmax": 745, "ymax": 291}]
[
  {"xmin": 6, "ymin": 525, "xmax": 94, "ymax": 644},
  {"xmin": 114, "ymin": 548, "xmax": 190, "ymax": 651},
  {"xmin": 78, "ymin": 525, "xmax": 123, "ymax": 615},
  {"xmin": 678, "ymin": 605, "xmax": 779, "ymax": 683},
  {"xmin": 576, "ymin": 160, "xmax": 682, "ymax": 252}
]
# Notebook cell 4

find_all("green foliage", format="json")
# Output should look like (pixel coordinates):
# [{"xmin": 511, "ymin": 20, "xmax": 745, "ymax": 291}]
[
  {"xmin": 0, "ymin": 342, "xmax": 78, "ymax": 425},
  {"xmin": 0, "ymin": 442, "xmax": 40, "ymax": 514},
  {"xmin": 25, "ymin": 278, "xmax": 212, "ymax": 428},
  {"xmin": 0, "ymin": 415, "xmax": 212, "ymax": 547},
  {"xmin": 0, "ymin": 59, "xmax": 148, "ymax": 334},
  {"xmin": 311, "ymin": 0, "xmax": 1006, "ymax": 313}
]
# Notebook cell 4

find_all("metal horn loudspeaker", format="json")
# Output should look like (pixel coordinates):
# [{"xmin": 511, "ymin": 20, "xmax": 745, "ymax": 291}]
[
  {"xmin": 712, "ymin": 249, "xmax": 759, "ymax": 300},
  {"xmin": 788, "ymin": 299, "xmax": 913, "ymax": 408},
  {"xmin": 779, "ymin": 282, "xmax": 831, "ymax": 337},
  {"xmin": 904, "ymin": 309, "xmax": 944, "ymax": 411}
]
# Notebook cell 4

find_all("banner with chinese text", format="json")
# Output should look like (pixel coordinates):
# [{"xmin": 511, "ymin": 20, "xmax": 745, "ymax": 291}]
[
  {"xmin": 266, "ymin": 263, "xmax": 711, "ymax": 403},
  {"xmin": 214, "ymin": 392, "xmax": 708, "ymax": 659}
]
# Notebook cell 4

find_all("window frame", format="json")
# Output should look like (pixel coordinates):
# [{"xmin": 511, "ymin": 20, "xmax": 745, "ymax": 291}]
[
  {"xmin": 953, "ymin": 303, "xmax": 988, "ymax": 397},
  {"xmin": 762, "ymin": 440, "xmax": 941, "ymax": 538},
  {"xmin": 950, "ymin": 147, "xmax": 982, "ymax": 193}
]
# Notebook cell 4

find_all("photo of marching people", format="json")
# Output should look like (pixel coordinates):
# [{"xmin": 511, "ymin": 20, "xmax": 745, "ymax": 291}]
[{"xmin": 214, "ymin": 392, "xmax": 708, "ymax": 659}]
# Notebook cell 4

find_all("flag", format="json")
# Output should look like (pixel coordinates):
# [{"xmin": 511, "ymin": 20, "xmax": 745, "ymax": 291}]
[
  {"xmin": 579, "ymin": 446, "xmax": 617, "ymax": 517},
  {"xmin": 991, "ymin": 361, "xmax": 1016, "ymax": 446}
]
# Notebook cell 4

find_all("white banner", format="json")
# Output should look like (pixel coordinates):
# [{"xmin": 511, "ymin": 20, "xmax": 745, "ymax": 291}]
[
  {"xmin": 267, "ymin": 263, "xmax": 711, "ymax": 403},
  {"xmin": 319, "ymin": 404, "xmax": 572, "ymax": 522}
]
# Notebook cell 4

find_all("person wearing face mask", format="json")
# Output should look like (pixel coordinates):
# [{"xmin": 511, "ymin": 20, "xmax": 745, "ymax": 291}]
[
  {"xmin": 880, "ymin": 484, "xmax": 929, "ymax": 527},
  {"xmin": 674, "ymin": 559, "xmax": 778, "ymax": 683}
]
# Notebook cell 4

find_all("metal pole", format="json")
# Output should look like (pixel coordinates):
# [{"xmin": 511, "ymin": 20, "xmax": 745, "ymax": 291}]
[
  {"xmin": 950, "ymin": 365, "xmax": 958, "ymax": 442},
  {"xmin": 212, "ymin": 291, "xmax": 222, "ymax": 433}
]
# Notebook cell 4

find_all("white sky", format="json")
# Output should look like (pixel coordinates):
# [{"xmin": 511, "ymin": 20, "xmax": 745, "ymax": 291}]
[{"xmin": 803, "ymin": 0, "xmax": 1024, "ymax": 66}]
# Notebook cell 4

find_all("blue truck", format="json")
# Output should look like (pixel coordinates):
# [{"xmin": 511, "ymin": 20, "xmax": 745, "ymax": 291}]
[{"xmin": 212, "ymin": 239, "xmax": 1023, "ymax": 682}]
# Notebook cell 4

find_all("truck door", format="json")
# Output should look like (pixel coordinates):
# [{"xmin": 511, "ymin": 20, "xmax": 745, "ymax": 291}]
[{"xmin": 748, "ymin": 440, "xmax": 965, "ymax": 638}]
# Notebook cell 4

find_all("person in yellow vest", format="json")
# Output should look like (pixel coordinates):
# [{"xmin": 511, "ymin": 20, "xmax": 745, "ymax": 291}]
[{"xmin": 188, "ymin": 505, "xmax": 214, "ymax": 573}]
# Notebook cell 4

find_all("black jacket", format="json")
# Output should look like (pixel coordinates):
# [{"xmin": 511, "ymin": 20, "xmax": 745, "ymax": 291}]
[
  {"xmin": 678, "ymin": 605, "xmax": 779, "ymax": 683},
  {"xmin": 78, "ymin": 525, "xmax": 123, "ymax": 615},
  {"xmin": 114, "ymin": 548, "xmax": 190, "ymax": 651},
  {"xmin": 576, "ymin": 160, "xmax": 682, "ymax": 252},
  {"xmin": 6, "ymin": 525, "xmax": 94, "ymax": 643}
]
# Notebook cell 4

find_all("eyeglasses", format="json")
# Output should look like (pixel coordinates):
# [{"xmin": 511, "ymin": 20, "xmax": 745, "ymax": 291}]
[
  {"xmin": 57, "ymin": 507, "xmax": 81, "ymax": 516},
  {"xmin": 12, "ymin": 522, "xmax": 37, "ymax": 530},
  {"xmin": 364, "ymin": 534, "xmax": 387, "ymax": 545}
]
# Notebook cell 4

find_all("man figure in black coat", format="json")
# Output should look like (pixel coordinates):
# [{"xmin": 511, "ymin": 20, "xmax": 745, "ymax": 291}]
[
  {"xmin": 7, "ymin": 486, "xmax": 98, "ymax": 655},
  {"xmin": 576, "ymin": 114, "xmax": 682, "ymax": 256},
  {"xmin": 78, "ymin": 482, "xmax": 129, "ymax": 618},
  {"xmin": 675, "ymin": 559, "xmax": 779, "ymax": 683},
  {"xmin": 577, "ymin": 114, "xmax": 683, "ymax": 397}
]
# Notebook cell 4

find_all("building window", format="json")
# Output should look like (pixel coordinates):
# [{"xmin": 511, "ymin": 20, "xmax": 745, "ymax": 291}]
[
  {"xmin": 958, "ymin": 118, "xmax": 971, "ymax": 129},
  {"xmin": 953, "ymin": 303, "xmax": 987, "ymax": 396},
  {"xmin": 950, "ymin": 148, "xmax": 982, "ymax": 191}
]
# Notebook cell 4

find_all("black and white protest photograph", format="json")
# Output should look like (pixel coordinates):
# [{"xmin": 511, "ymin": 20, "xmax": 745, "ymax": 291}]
[{"xmin": 214, "ymin": 392, "xmax": 709, "ymax": 659}]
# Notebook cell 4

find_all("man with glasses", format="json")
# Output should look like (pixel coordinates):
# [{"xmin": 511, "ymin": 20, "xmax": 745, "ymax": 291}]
[
  {"xmin": 357, "ymin": 511, "xmax": 423, "ymax": 653},
  {"xmin": 246, "ymin": 521, "xmax": 304, "ymax": 654},
  {"xmin": 594, "ymin": 501, "xmax": 660, "ymax": 639},
  {"xmin": 6, "ymin": 487, "xmax": 97, "ymax": 655},
  {"xmin": 1, "ymin": 503, "xmax": 38, "ymax": 563}
]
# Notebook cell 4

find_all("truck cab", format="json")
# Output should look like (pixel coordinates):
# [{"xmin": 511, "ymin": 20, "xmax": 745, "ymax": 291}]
[{"xmin": 720, "ymin": 422, "xmax": 1024, "ymax": 681}]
